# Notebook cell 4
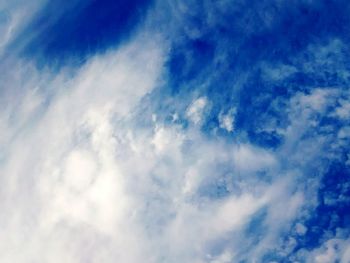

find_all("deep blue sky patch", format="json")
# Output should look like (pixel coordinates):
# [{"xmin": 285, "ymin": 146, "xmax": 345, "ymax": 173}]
[{"xmin": 18, "ymin": 0, "xmax": 153, "ymax": 64}]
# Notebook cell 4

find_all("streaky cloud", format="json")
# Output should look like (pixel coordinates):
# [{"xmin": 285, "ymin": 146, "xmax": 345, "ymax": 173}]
[{"xmin": 0, "ymin": 0, "xmax": 350, "ymax": 262}]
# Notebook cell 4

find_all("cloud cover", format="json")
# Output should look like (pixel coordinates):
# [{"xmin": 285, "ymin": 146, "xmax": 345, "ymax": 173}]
[{"xmin": 0, "ymin": 0, "xmax": 350, "ymax": 262}]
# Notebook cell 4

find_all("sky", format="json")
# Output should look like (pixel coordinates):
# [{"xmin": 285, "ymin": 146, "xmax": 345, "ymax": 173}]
[{"xmin": 0, "ymin": 0, "xmax": 350, "ymax": 262}]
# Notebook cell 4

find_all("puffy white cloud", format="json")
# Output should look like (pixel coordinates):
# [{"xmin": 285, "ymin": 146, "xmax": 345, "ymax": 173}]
[
  {"xmin": 304, "ymin": 238, "xmax": 350, "ymax": 263},
  {"xmin": 0, "ymin": 27, "xmax": 166, "ymax": 262},
  {"xmin": 186, "ymin": 96, "xmax": 208, "ymax": 125},
  {"xmin": 0, "ymin": 46, "xmax": 296, "ymax": 261},
  {"xmin": 219, "ymin": 108, "xmax": 236, "ymax": 132},
  {"xmin": 295, "ymin": 223, "xmax": 308, "ymax": 236}
]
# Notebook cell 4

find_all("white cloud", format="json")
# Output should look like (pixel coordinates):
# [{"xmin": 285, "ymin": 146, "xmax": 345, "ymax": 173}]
[
  {"xmin": 0, "ymin": 49, "xmax": 341, "ymax": 262},
  {"xmin": 0, "ymin": 0, "xmax": 46, "ymax": 56},
  {"xmin": 233, "ymin": 144, "xmax": 277, "ymax": 173},
  {"xmin": 0, "ymin": 2, "xmax": 349, "ymax": 262},
  {"xmin": 305, "ymin": 238, "xmax": 350, "ymax": 263},
  {"xmin": 186, "ymin": 96, "xmax": 208, "ymax": 125},
  {"xmin": 0, "ymin": 27, "xmax": 166, "ymax": 262},
  {"xmin": 333, "ymin": 92, "xmax": 350, "ymax": 120},
  {"xmin": 219, "ymin": 108, "xmax": 236, "ymax": 132},
  {"xmin": 295, "ymin": 223, "xmax": 308, "ymax": 236},
  {"xmin": 261, "ymin": 63, "xmax": 298, "ymax": 81}
]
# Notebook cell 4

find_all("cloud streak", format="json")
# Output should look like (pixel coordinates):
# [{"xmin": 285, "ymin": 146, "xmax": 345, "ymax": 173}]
[{"xmin": 0, "ymin": 0, "xmax": 350, "ymax": 262}]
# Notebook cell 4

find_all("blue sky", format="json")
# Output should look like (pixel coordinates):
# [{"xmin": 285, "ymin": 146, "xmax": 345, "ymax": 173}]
[{"xmin": 0, "ymin": 0, "xmax": 350, "ymax": 262}]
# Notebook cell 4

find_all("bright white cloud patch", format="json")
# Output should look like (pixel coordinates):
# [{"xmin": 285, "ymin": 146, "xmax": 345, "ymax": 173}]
[
  {"xmin": 0, "ymin": 30, "xmax": 166, "ymax": 262},
  {"xmin": 0, "ymin": 50, "xmax": 299, "ymax": 261},
  {"xmin": 219, "ymin": 108, "xmax": 236, "ymax": 132},
  {"xmin": 186, "ymin": 96, "xmax": 208, "ymax": 125},
  {"xmin": 307, "ymin": 238, "xmax": 350, "ymax": 263}
]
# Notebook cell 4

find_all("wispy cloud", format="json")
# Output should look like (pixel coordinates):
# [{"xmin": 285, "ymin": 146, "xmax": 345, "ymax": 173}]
[{"xmin": 0, "ymin": 0, "xmax": 350, "ymax": 262}]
